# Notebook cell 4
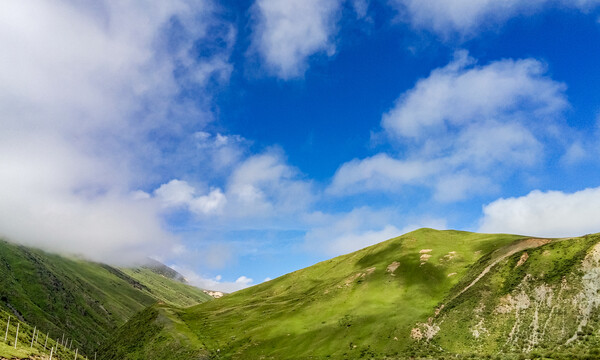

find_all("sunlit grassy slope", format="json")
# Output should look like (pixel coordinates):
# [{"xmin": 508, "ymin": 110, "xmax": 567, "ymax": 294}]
[
  {"xmin": 0, "ymin": 239, "xmax": 210, "ymax": 356},
  {"xmin": 103, "ymin": 228, "xmax": 536, "ymax": 359}
]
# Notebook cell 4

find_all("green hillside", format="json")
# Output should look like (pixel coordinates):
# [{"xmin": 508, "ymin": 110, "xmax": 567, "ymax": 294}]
[
  {"xmin": 102, "ymin": 229, "xmax": 543, "ymax": 359},
  {"xmin": 100, "ymin": 228, "xmax": 600, "ymax": 359},
  {"xmin": 0, "ymin": 239, "xmax": 210, "ymax": 357}
]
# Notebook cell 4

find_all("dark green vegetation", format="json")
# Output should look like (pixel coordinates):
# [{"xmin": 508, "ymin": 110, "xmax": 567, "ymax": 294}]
[
  {"xmin": 0, "ymin": 239, "xmax": 211, "ymax": 358},
  {"xmin": 103, "ymin": 229, "xmax": 600, "ymax": 359}
]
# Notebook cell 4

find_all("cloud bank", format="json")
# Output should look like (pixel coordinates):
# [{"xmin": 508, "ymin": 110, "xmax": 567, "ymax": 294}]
[
  {"xmin": 480, "ymin": 187, "xmax": 600, "ymax": 238},
  {"xmin": 0, "ymin": 1, "xmax": 232, "ymax": 263}
]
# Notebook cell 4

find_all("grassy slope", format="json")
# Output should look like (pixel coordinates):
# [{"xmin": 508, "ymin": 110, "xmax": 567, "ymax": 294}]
[
  {"xmin": 103, "ymin": 228, "xmax": 527, "ymax": 359},
  {"xmin": 0, "ymin": 239, "xmax": 210, "ymax": 357},
  {"xmin": 182, "ymin": 229, "xmax": 523, "ymax": 359}
]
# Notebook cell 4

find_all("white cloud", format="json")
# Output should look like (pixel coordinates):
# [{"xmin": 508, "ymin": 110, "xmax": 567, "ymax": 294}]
[
  {"xmin": 155, "ymin": 180, "xmax": 227, "ymax": 216},
  {"xmin": 382, "ymin": 51, "xmax": 566, "ymax": 140},
  {"xmin": 190, "ymin": 189, "xmax": 228, "ymax": 215},
  {"xmin": 226, "ymin": 151, "xmax": 315, "ymax": 218},
  {"xmin": 0, "ymin": 1, "xmax": 233, "ymax": 263},
  {"xmin": 155, "ymin": 180, "xmax": 196, "ymax": 208},
  {"xmin": 328, "ymin": 154, "xmax": 436, "ymax": 195},
  {"xmin": 390, "ymin": 0, "xmax": 600, "ymax": 36},
  {"xmin": 479, "ymin": 187, "xmax": 600, "ymax": 237},
  {"xmin": 251, "ymin": 0, "xmax": 342, "ymax": 78},
  {"xmin": 155, "ymin": 149, "xmax": 313, "ymax": 222},
  {"xmin": 170, "ymin": 265, "xmax": 254, "ymax": 293},
  {"xmin": 330, "ymin": 52, "xmax": 568, "ymax": 202}
]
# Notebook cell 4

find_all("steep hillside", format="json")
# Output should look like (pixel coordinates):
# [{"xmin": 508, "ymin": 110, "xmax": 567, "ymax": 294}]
[
  {"xmin": 0, "ymin": 239, "xmax": 210, "ymax": 356},
  {"xmin": 420, "ymin": 233, "xmax": 600, "ymax": 359}
]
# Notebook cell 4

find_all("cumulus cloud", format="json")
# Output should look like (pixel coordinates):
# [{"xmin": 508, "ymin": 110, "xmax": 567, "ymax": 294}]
[
  {"xmin": 390, "ymin": 0, "xmax": 600, "ymax": 36},
  {"xmin": 328, "ymin": 154, "xmax": 437, "ymax": 195},
  {"xmin": 227, "ymin": 151, "xmax": 315, "ymax": 217},
  {"xmin": 479, "ymin": 187, "xmax": 600, "ymax": 237},
  {"xmin": 330, "ymin": 52, "xmax": 568, "ymax": 201},
  {"xmin": 155, "ymin": 149, "xmax": 314, "ymax": 223},
  {"xmin": 251, "ymin": 0, "xmax": 342, "ymax": 78},
  {"xmin": 381, "ymin": 51, "xmax": 566, "ymax": 139},
  {"xmin": 155, "ymin": 180, "xmax": 227, "ymax": 216},
  {"xmin": 0, "ymin": 1, "xmax": 233, "ymax": 263}
]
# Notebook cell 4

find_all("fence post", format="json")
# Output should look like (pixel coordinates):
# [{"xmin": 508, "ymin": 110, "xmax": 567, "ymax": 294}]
[
  {"xmin": 75, "ymin": 347, "xmax": 78, "ymax": 359},
  {"xmin": 49, "ymin": 346, "xmax": 54, "ymax": 360},
  {"xmin": 4, "ymin": 316, "xmax": 9, "ymax": 342},
  {"xmin": 44, "ymin": 332, "xmax": 48, "ymax": 349},
  {"xmin": 14, "ymin": 322, "xmax": 19, "ymax": 349},
  {"xmin": 30, "ymin": 326, "xmax": 36, "ymax": 348}
]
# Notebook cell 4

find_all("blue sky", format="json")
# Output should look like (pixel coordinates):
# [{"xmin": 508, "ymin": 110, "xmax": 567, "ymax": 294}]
[{"xmin": 1, "ymin": 1, "xmax": 600, "ymax": 291}]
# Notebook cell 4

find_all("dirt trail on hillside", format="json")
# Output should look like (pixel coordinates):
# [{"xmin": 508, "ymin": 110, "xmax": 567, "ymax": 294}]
[{"xmin": 454, "ymin": 238, "xmax": 551, "ymax": 299}]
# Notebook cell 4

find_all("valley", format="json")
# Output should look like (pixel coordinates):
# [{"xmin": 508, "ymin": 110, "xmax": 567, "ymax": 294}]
[{"xmin": 3, "ymin": 229, "xmax": 600, "ymax": 359}]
